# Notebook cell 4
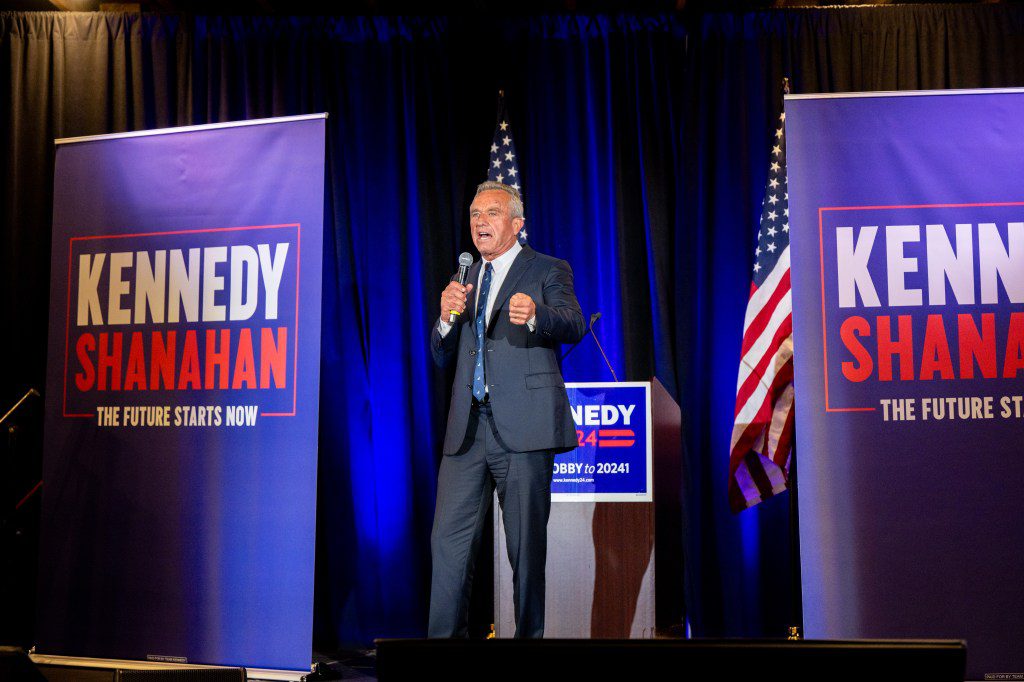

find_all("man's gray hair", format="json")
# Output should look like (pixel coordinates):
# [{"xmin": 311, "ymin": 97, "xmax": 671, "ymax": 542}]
[{"xmin": 475, "ymin": 181, "xmax": 525, "ymax": 220}]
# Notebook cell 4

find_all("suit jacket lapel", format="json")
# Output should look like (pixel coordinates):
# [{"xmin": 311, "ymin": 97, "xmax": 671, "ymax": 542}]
[
  {"xmin": 467, "ymin": 261, "xmax": 482, "ymax": 320},
  {"xmin": 487, "ymin": 246, "xmax": 536, "ymax": 333}
]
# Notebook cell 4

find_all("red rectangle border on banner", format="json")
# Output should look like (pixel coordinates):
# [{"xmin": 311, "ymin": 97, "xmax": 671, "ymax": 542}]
[
  {"xmin": 817, "ymin": 201, "xmax": 1024, "ymax": 412},
  {"xmin": 62, "ymin": 223, "xmax": 302, "ymax": 419}
]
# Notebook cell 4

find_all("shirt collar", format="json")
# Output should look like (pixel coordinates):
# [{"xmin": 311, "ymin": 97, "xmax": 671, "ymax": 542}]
[{"xmin": 482, "ymin": 239, "xmax": 522, "ymax": 277}]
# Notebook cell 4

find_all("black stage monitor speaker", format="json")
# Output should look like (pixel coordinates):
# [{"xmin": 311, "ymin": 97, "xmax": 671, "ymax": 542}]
[{"xmin": 374, "ymin": 638, "xmax": 966, "ymax": 682}]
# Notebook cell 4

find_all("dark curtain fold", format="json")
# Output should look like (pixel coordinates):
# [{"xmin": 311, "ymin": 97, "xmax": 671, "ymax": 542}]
[
  {"xmin": 4, "ymin": 3, "xmax": 1024, "ymax": 654},
  {"xmin": 175, "ymin": 15, "xmax": 467, "ymax": 643},
  {"xmin": 0, "ymin": 11, "xmax": 189, "ymax": 415}
]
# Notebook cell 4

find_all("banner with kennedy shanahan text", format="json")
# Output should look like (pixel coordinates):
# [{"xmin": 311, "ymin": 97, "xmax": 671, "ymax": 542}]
[
  {"xmin": 786, "ymin": 90, "xmax": 1024, "ymax": 680},
  {"xmin": 38, "ymin": 115, "xmax": 325, "ymax": 673}
]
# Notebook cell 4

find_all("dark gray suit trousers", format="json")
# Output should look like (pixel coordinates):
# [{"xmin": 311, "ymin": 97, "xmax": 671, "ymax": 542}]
[{"xmin": 428, "ymin": 400, "xmax": 556, "ymax": 639}]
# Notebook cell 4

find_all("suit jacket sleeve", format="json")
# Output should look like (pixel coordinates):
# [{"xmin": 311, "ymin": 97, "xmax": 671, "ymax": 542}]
[
  {"xmin": 532, "ymin": 259, "xmax": 586, "ymax": 345},
  {"xmin": 430, "ymin": 317, "xmax": 460, "ymax": 368}
]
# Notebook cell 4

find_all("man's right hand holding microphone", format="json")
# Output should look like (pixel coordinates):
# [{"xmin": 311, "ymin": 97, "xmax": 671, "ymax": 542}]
[{"xmin": 441, "ymin": 281, "xmax": 474, "ymax": 324}]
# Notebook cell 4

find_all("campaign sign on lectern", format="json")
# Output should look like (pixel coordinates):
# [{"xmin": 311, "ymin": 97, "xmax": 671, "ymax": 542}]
[
  {"xmin": 552, "ymin": 382, "xmax": 653, "ymax": 502},
  {"xmin": 497, "ymin": 380, "xmax": 671, "ymax": 638}
]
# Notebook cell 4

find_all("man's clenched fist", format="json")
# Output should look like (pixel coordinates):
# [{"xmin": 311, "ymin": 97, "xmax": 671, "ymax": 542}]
[{"xmin": 509, "ymin": 293, "xmax": 536, "ymax": 326}]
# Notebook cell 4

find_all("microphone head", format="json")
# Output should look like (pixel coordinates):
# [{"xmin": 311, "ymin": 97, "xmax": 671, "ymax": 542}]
[
  {"xmin": 590, "ymin": 312, "xmax": 601, "ymax": 325},
  {"xmin": 458, "ymin": 252, "xmax": 474, "ymax": 267}
]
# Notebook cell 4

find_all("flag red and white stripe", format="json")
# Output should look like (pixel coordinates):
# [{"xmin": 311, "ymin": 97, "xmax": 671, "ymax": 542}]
[{"xmin": 729, "ymin": 111, "xmax": 795, "ymax": 513}]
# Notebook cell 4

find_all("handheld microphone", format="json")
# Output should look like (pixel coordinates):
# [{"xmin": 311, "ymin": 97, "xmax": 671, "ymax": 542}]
[{"xmin": 449, "ymin": 252, "xmax": 474, "ymax": 324}]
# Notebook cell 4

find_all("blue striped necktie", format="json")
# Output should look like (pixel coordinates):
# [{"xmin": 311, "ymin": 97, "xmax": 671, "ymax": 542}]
[{"xmin": 472, "ymin": 263, "xmax": 493, "ymax": 401}]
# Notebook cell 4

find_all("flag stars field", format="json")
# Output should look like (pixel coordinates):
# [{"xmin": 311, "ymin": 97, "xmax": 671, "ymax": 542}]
[{"xmin": 488, "ymin": 103, "xmax": 527, "ymax": 244}]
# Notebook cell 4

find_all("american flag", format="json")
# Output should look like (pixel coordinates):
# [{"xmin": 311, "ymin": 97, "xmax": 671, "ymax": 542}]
[
  {"xmin": 728, "ymin": 110, "xmax": 794, "ymax": 513},
  {"xmin": 487, "ymin": 94, "xmax": 527, "ymax": 245}
]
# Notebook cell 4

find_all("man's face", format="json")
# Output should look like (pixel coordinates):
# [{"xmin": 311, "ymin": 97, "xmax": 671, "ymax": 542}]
[{"xmin": 469, "ymin": 190, "xmax": 524, "ymax": 261}]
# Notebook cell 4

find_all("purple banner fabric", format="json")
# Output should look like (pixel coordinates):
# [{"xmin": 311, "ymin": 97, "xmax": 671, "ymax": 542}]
[
  {"xmin": 787, "ymin": 91, "xmax": 1024, "ymax": 679},
  {"xmin": 38, "ymin": 117, "xmax": 325, "ymax": 671}
]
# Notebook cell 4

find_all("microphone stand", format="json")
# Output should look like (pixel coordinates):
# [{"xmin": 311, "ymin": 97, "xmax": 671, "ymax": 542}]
[
  {"xmin": 1, "ymin": 387, "xmax": 40, "ymax": 648},
  {"xmin": 559, "ymin": 314, "xmax": 596, "ymax": 363},
  {"xmin": 2, "ymin": 388, "xmax": 41, "ymax": 513},
  {"xmin": 1, "ymin": 388, "xmax": 40, "ymax": 429},
  {"xmin": 559, "ymin": 313, "xmax": 619, "ymax": 382}
]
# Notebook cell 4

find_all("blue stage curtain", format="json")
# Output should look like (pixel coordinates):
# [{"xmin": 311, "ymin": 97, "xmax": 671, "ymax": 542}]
[
  {"xmin": 8, "ymin": 4, "xmax": 1024, "ymax": 654},
  {"xmin": 187, "ymin": 16, "xmax": 468, "ymax": 643}
]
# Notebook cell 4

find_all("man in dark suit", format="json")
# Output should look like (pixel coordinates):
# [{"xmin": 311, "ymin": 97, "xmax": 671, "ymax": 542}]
[{"xmin": 429, "ymin": 181, "xmax": 585, "ymax": 638}]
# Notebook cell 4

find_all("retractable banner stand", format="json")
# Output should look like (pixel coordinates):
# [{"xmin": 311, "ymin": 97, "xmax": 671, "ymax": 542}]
[
  {"xmin": 786, "ymin": 90, "xmax": 1024, "ymax": 679},
  {"xmin": 37, "ymin": 115, "xmax": 326, "ymax": 673}
]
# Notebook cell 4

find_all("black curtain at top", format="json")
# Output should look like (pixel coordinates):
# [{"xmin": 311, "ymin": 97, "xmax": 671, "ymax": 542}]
[{"xmin": 4, "ymin": 4, "xmax": 1024, "ymax": 652}]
